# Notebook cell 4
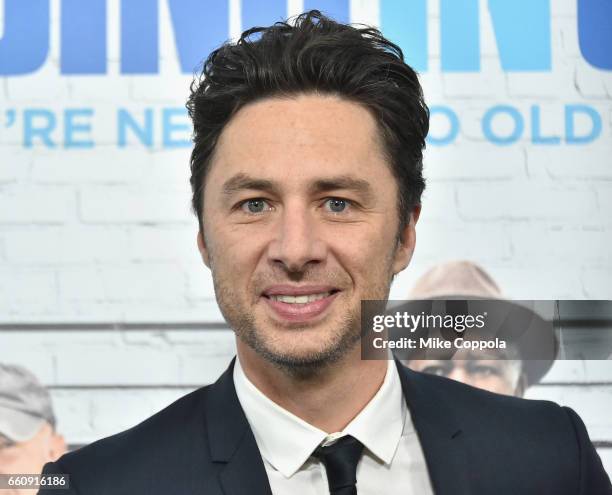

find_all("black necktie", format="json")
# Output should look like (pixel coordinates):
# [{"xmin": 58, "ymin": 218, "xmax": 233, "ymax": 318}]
[{"xmin": 313, "ymin": 435, "xmax": 364, "ymax": 495}]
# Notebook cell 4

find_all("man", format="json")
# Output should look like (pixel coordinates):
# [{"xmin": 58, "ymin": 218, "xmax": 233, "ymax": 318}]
[
  {"xmin": 1, "ymin": 364, "xmax": 66, "ymax": 495},
  {"xmin": 41, "ymin": 11, "xmax": 611, "ymax": 494},
  {"xmin": 403, "ymin": 260, "xmax": 557, "ymax": 397}
]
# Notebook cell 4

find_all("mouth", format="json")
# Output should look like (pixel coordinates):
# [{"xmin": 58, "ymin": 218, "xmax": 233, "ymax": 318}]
[{"xmin": 261, "ymin": 286, "xmax": 341, "ymax": 323}]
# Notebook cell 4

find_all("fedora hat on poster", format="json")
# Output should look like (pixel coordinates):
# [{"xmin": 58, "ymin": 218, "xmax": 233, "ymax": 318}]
[{"xmin": 396, "ymin": 260, "xmax": 558, "ymax": 387}]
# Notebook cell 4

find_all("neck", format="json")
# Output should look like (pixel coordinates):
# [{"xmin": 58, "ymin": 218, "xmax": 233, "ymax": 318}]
[{"xmin": 237, "ymin": 341, "xmax": 388, "ymax": 433}]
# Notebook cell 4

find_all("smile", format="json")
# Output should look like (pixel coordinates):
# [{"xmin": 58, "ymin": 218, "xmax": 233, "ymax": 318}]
[
  {"xmin": 268, "ymin": 292, "xmax": 332, "ymax": 304},
  {"xmin": 262, "ymin": 287, "xmax": 341, "ymax": 323}
]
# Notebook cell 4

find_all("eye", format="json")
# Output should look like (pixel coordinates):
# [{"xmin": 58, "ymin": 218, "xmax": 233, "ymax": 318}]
[
  {"xmin": 324, "ymin": 198, "xmax": 349, "ymax": 213},
  {"xmin": 240, "ymin": 198, "xmax": 272, "ymax": 214},
  {"xmin": 0, "ymin": 434, "xmax": 15, "ymax": 449},
  {"xmin": 467, "ymin": 363, "xmax": 500, "ymax": 377},
  {"xmin": 421, "ymin": 365, "xmax": 450, "ymax": 377}
]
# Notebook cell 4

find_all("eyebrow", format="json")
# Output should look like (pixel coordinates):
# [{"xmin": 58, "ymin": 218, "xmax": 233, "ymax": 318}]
[
  {"xmin": 222, "ymin": 173, "xmax": 279, "ymax": 197},
  {"xmin": 309, "ymin": 175, "xmax": 373, "ymax": 200},
  {"xmin": 462, "ymin": 350, "xmax": 511, "ymax": 361},
  {"xmin": 221, "ymin": 173, "xmax": 374, "ymax": 201}
]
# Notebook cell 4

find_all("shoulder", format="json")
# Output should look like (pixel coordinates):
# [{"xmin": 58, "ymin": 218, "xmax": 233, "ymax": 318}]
[
  {"xmin": 405, "ymin": 367, "xmax": 611, "ymax": 492},
  {"xmin": 47, "ymin": 384, "xmax": 216, "ymax": 494},
  {"xmin": 400, "ymin": 365, "xmax": 609, "ymax": 492},
  {"xmin": 400, "ymin": 364, "xmax": 580, "ymax": 447},
  {"xmin": 65, "ymin": 384, "xmax": 212, "ymax": 462}
]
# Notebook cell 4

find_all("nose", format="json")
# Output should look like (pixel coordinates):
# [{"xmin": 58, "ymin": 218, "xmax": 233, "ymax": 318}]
[
  {"xmin": 267, "ymin": 202, "xmax": 327, "ymax": 272},
  {"xmin": 447, "ymin": 366, "xmax": 472, "ymax": 386}
]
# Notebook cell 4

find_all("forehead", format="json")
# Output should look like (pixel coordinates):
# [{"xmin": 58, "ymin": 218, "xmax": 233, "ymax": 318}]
[
  {"xmin": 207, "ymin": 94, "xmax": 391, "ymax": 186},
  {"xmin": 456, "ymin": 345, "xmax": 522, "ymax": 361}
]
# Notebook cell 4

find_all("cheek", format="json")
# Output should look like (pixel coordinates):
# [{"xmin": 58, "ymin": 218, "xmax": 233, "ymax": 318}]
[
  {"xmin": 0, "ymin": 451, "xmax": 17, "ymax": 472},
  {"xmin": 0, "ymin": 447, "xmax": 39, "ymax": 472},
  {"xmin": 208, "ymin": 228, "xmax": 271, "ymax": 301},
  {"xmin": 330, "ymin": 228, "xmax": 396, "ymax": 272},
  {"xmin": 480, "ymin": 376, "xmax": 513, "ymax": 394},
  {"xmin": 208, "ymin": 223, "xmax": 266, "ymax": 269}
]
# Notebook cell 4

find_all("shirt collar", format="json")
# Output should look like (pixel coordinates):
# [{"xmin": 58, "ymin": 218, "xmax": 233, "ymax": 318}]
[
  {"xmin": 343, "ymin": 358, "xmax": 407, "ymax": 464},
  {"xmin": 233, "ymin": 358, "xmax": 406, "ymax": 478}
]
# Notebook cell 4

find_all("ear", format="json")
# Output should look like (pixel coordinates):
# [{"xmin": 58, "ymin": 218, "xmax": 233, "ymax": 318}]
[
  {"xmin": 514, "ymin": 373, "xmax": 528, "ymax": 398},
  {"xmin": 197, "ymin": 230, "xmax": 211, "ymax": 268},
  {"xmin": 392, "ymin": 206, "xmax": 421, "ymax": 275},
  {"xmin": 48, "ymin": 433, "xmax": 67, "ymax": 461}
]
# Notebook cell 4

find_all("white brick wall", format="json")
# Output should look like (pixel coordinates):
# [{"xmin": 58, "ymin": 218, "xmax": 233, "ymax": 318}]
[
  {"xmin": 1, "ymin": 0, "xmax": 611, "ymax": 478},
  {"xmin": 0, "ymin": 0, "xmax": 610, "ymax": 317},
  {"xmin": 0, "ymin": 187, "xmax": 76, "ymax": 224},
  {"xmin": 0, "ymin": 329, "xmax": 235, "ymax": 443}
]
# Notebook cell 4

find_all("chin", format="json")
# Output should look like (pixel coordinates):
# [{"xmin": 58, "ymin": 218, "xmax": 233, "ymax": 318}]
[
  {"xmin": 257, "ymin": 332, "xmax": 360, "ymax": 371},
  {"xmin": 265, "ymin": 338, "xmax": 336, "ymax": 362},
  {"xmin": 260, "ymin": 349, "xmax": 345, "ymax": 374}
]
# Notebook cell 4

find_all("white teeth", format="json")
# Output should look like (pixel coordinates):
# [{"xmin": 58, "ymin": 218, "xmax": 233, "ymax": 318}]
[{"xmin": 270, "ymin": 292, "xmax": 331, "ymax": 304}]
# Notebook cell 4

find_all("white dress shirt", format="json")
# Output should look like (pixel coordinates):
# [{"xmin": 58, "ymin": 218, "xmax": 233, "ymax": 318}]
[{"xmin": 233, "ymin": 358, "xmax": 434, "ymax": 495}]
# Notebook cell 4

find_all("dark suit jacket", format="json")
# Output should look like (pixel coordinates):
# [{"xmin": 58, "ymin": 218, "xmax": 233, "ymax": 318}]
[{"xmin": 40, "ymin": 360, "xmax": 611, "ymax": 495}]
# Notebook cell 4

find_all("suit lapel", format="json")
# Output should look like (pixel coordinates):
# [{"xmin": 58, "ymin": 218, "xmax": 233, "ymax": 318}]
[
  {"xmin": 205, "ymin": 359, "xmax": 272, "ymax": 495},
  {"xmin": 205, "ymin": 358, "xmax": 471, "ymax": 495},
  {"xmin": 217, "ymin": 432, "xmax": 274, "ymax": 495},
  {"xmin": 396, "ymin": 361, "xmax": 471, "ymax": 495}
]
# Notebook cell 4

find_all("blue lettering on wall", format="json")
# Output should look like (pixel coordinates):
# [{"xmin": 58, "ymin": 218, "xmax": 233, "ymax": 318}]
[
  {"xmin": 565, "ymin": 104, "xmax": 602, "ymax": 144},
  {"xmin": 61, "ymin": 0, "xmax": 107, "ymax": 74},
  {"xmin": 381, "ymin": 0, "xmax": 552, "ymax": 72},
  {"xmin": 531, "ymin": 105, "xmax": 560, "ymax": 145},
  {"xmin": 118, "ymin": 109, "xmax": 154, "ymax": 147},
  {"xmin": 162, "ymin": 108, "xmax": 191, "ymax": 148},
  {"xmin": 1, "ymin": 0, "xmax": 608, "ymax": 75},
  {"xmin": 121, "ymin": 0, "xmax": 159, "ymax": 74},
  {"xmin": 488, "ymin": 0, "xmax": 551, "ymax": 71},
  {"xmin": 64, "ymin": 109, "xmax": 95, "ymax": 148},
  {"xmin": 578, "ymin": 0, "xmax": 612, "ymax": 70},
  {"xmin": 441, "ymin": 0, "xmax": 479, "ymax": 72},
  {"xmin": 0, "ymin": 0, "xmax": 49, "ymax": 75},
  {"xmin": 242, "ymin": 0, "xmax": 286, "ymax": 31},
  {"xmin": 380, "ymin": 0, "xmax": 428, "ymax": 72},
  {"xmin": 168, "ymin": 0, "xmax": 229, "ymax": 73},
  {"xmin": 304, "ymin": 0, "xmax": 349, "ymax": 23},
  {"xmin": 9, "ymin": 105, "xmax": 603, "ymax": 148},
  {"xmin": 24, "ymin": 109, "xmax": 57, "ymax": 148},
  {"xmin": 482, "ymin": 105, "xmax": 524, "ymax": 145},
  {"xmin": 427, "ymin": 106, "xmax": 460, "ymax": 145}
]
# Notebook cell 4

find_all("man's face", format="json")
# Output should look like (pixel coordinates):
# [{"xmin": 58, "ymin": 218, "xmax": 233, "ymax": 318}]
[
  {"xmin": 408, "ymin": 351, "xmax": 525, "ymax": 396},
  {"xmin": 198, "ymin": 94, "xmax": 417, "ymax": 370}
]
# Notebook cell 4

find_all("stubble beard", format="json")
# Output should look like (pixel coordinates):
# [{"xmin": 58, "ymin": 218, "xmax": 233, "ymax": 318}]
[
  {"xmin": 212, "ymin": 277, "xmax": 366, "ymax": 379},
  {"xmin": 211, "ymin": 273, "xmax": 393, "ymax": 379}
]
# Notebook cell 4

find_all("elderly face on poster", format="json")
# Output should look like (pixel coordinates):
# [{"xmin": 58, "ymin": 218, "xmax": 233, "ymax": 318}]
[{"xmin": 0, "ymin": 365, "xmax": 66, "ymax": 495}]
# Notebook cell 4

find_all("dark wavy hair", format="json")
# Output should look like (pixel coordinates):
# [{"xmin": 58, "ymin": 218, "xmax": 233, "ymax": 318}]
[{"xmin": 187, "ymin": 10, "xmax": 428, "ymax": 236}]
